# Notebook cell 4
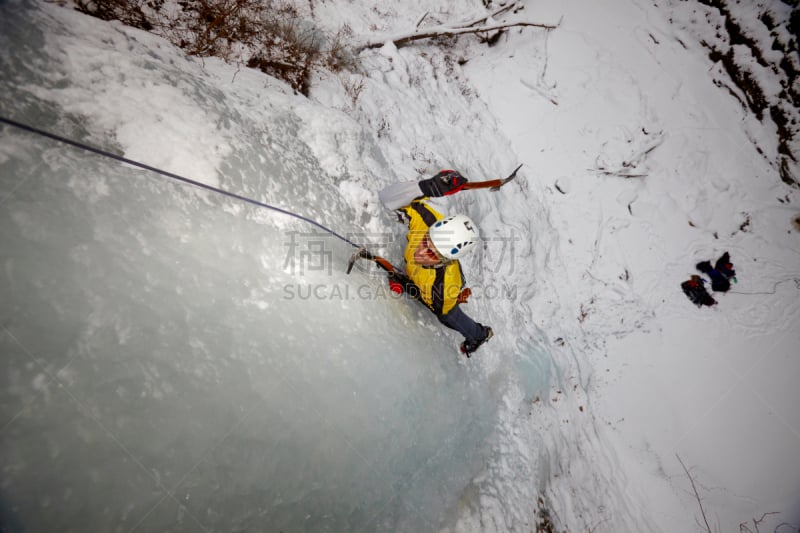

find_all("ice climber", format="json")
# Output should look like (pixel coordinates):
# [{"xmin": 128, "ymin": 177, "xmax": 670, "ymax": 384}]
[{"xmin": 378, "ymin": 170, "xmax": 493, "ymax": 357}]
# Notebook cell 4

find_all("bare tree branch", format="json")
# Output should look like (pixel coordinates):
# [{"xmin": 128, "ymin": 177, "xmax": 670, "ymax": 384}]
[
  {"xmin": 740, "ymin": 512, "xmax": 781, "ymax": 533},
  {"xmin": 449, "ymin": 1, "xmax": 524, "ymax": 29},
  {"xmin": 414, "ymin": 11, "xmax": 430, "ymax": 29},
  {"xmin": 677, "ymin": 454, "xmax": 713, "ymax": 533},
  {"xmin": 358, "ymin": 19, "xmax": 558, "ymax": 50}
]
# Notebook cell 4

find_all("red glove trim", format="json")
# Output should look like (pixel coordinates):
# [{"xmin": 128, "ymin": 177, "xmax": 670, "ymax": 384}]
[
  {"xmin": 443, "ymin": 176, "xmax": 465, "ymax": 196},
  {"xmin": 389, "ymin": 280, "xmax": 404, "ymax": 294},
  {"xmin": 457, "ymin": 287, "xmax": 471, "ymax": 303}
]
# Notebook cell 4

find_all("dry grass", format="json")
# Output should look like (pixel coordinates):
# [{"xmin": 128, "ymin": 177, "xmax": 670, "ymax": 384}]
[{"xmin": 73, "ymin": 0, "xmax": 357, "ymax": 95}]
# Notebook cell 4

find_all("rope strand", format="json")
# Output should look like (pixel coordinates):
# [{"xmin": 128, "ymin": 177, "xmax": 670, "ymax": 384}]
[
  {"xmin": 0, "ymin": 115, "xmax": 362, "ymax": 248},
  {"xmin": 727, "ymin": 277, "xmax": 800, "ymax": 296}
]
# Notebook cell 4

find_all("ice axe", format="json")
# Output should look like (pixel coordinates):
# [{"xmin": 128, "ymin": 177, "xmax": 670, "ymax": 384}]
[
  {"xmin": 461, "ymin": 163, "xmax": 523, "ymax": 191},
  {"xmin": 346, "ymin": 247, "xmax": 398, "ymax": 275}
]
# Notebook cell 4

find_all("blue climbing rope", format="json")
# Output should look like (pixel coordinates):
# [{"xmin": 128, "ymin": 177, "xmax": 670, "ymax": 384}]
[{"xmin": 0, "ymin": 115, "xmax": 362, "ymax": 248}]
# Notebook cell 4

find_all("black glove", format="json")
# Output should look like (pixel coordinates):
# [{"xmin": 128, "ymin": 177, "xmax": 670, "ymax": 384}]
[
  {"xmin": 696, "ymin": 260, "xmax": 731, "ymax": 292},
  {"xmin": 418, "ymin": 170, "xmax": 468, "ymax": 197},
  {"xmin": 388, "ymin": 272, "xmax": 420, "ymax": 299}
]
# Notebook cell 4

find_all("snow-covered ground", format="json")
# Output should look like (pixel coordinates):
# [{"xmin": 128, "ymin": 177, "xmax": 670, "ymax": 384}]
[
  {"xmin": 1, "ymin": 0, "xmax": 799, "ymax": 531},
  {"xmin": 461, "ymin": 1, "xmax": 800, "ymax": 531}
]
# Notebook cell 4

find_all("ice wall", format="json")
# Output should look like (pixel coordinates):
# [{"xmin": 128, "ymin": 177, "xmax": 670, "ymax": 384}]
[{"xmin": 0, "ymin": 4, "xmax": 513, "ymax": 531}]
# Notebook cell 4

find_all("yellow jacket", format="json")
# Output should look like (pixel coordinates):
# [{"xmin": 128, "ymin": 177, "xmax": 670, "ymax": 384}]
[{"xmin": 399, "ymin": 200, "xmax": 465, "ymax": 315}]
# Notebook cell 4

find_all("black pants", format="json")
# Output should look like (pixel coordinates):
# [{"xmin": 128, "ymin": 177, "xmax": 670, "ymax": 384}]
[{"xmin": 437, "ymin": 304, "xmax": 484, "ymax": 342}]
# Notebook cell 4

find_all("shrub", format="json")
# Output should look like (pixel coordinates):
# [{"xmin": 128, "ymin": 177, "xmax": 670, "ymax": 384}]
[
  {"xmin": 74, "ymin": 0, "xmax": 156, "ymax": 30},
  {"xmin": 73, "ymin": 0, "xmax": 356, "ymax": 95}
]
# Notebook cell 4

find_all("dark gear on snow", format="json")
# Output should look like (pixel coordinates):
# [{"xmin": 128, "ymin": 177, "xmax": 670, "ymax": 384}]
[
  {"xmin": 418, "ymin": 170, "xmax": 468, "ymax": 197},
  {"xmin": 696, "ymin": 251, "xmax": 737, "ymax": 292},
  {"xmin": 681, "ymin": 275, "xmax": 717, "ymax": 307},
  {"xmin": 714, "ymin": 252, "xmax": 736, "ymax": 281},
  {"xmin": 696, "ymin": 260, "xmax": 730, "ymax": 292}
]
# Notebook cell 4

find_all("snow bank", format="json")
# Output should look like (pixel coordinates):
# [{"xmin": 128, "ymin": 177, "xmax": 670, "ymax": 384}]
[{"xmin": 2, "ymin": 0, "xmax": 799, "ymax": 531}]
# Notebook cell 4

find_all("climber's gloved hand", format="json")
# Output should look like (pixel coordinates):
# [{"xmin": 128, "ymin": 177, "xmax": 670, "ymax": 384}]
[
  {"xmin": 418, "ymin": 170, "xmax": 468, "ymax": 197},
  {"xmin": 388, "ymin": 277, "xmax": 404, "ymax": 295},
  {"xmin": 457, "ymin": 287, "xmax": 471, "ymax": 304},
  {"xmin": 387, "ymin": 271, "xmax": 410, "ymax": 295},
  {"xmin": 388, "ymin": 272, "xmax": 421, "ymax": 300}
]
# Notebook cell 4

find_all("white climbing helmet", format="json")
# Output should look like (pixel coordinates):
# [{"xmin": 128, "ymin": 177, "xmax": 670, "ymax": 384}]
[{"xmin": 428, "ymin": 214, "xmax": 479, "ymax": 260}]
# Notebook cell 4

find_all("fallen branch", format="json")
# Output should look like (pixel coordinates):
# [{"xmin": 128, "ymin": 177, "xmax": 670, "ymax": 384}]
[
  {"xmin": 449, "ymin": 1, "xmax": 524, "ymax": 29},
  {"xmin": 624, "ymin": 135, "xmax": 664, "ymax": 168},
  {"xmin": 591, "ymin": 131, "xmax": 664, "ymax": 178},
  {"xmin": 676, "ymin": 454, "xmax": 713, "ymax": 533},
  {"xmin": 520, "ymin": 77, "xmax": 559, "ymax": 106},
  {"xmin": 414, "ymin": 11, "xmax": 430, "ymax": 29},
  {"xmin": 590, "ymin": 169, "xmax": 649, "ymax": 179},
  {"xmin": 357, "ymin": 19, "xmax": 558, "ymax": 51},
  {"xmin": 739, "ymin": 512, "xmax": 780, "ymax": 533}
]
